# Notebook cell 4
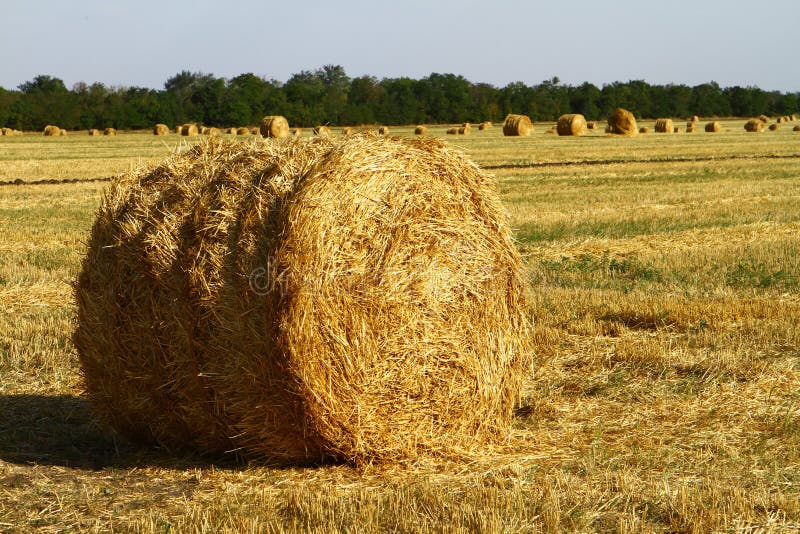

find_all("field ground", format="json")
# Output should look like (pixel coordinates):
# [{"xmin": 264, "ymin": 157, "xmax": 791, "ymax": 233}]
[{"xmin": 0, "ymin": 120, "xmax": 799, "ymax": 532}]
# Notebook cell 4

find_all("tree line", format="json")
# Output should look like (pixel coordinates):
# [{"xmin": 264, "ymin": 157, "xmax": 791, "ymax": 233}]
[{"xmin": 1, "ymin": 65, "xmax": 797, "ymax": 131}]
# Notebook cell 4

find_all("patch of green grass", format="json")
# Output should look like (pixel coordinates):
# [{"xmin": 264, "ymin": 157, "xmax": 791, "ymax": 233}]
[{"xmin": 723, "ymin": 260, "xmax": 798, "ymax": 289}]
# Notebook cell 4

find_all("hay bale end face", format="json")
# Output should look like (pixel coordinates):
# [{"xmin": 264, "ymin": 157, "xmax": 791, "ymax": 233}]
[
  {"xmin": 43, "ymin": 125, "xmax": 61, "ymax": 136},
  {"xmin": 705, "ymin": 121, "xmax": 722, "ymax": 133},
  {"xmin": 260, "ymin": 116, "xmax": 290, "ymax": 139},
  {"xmin": 502, "ymin": 114, "xmax": 533, "ymax": 136},
  {"xmin": 607, "ymin": 108, "xmax": 637, "ymax": 135},
  {"xmin": 182, "ymin": 124, "xmax": 199, "ymax": 136},
  {"xmin": 74, "ymin": 134, "xmax": 533, "ymax": 465},
  {"xmin": 745, "ymin": 119, "xmax": 766, "ymax": 132},
  {"xmin": 654, "ymin": 118, "xmax": 674, "ymax": 133},
  {"xmin": 414, "ymin": 126, "xmax": 428, "ymax": 135},
  {"xmin": 556, "ymin": 114, "xmax": 587, "ymax": 136},
  {"xmin": 154, "ymin": 124, "xmax": 170, "ymax": 136}
]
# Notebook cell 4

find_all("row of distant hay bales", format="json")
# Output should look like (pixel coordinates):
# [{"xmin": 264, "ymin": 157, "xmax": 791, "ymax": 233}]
[{"xmin": 1, "ymin": 127, "xmax": 22, "ymax": 136}]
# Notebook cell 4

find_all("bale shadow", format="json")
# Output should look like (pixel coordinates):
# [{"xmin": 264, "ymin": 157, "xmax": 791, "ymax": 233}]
[{"xmin": 0, "ymin": 394, "xmax": 242, "ymax": 470}]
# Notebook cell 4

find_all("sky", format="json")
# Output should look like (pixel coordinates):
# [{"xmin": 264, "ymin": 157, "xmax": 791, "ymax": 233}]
[{"xmin": 1, "ymin": 0, "xmax": 799, "ymax": 93}]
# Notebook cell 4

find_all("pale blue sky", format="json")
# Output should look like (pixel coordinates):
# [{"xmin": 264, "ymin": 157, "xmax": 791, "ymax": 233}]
[{"xmin": 2, "ymin": 0, "xmax": 798, "ymax": 92}]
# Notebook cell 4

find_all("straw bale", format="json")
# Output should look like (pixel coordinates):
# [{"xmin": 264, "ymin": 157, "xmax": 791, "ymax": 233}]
[
  {"xmin": 674, "ymin": 126, "xmax": 684, "ymax": 133},
  {"xmin": 236, "ymin": 127, "xmax": 250, "ymax": 135},
  {"xmin": 502, "ymin": 114, "xmax": 532, "ymax": 136},
  {"xmin": 478, "ymin": 122, "xmax": 492, "ymax": 130},
  {"xmin": 777, "ymin": 117, "xmax": 785, "ymax": 123},
  {"xmin": 414, "ymin": 126, "xmax": 428, "ymax": 135},
  {"xmin": 457, "ymin": 125, "xmax": 471, "ymax": 135},
  {"xmin": 654, "ymin": 118, "xmax": 674, "ymax": 133},
  {"xmin": 705, "ymin": 121, "xmax": 722, "ymax": 133},
  {"xmin": 793, "ymin": 125, "xmax": 800, "ymax": 132},
  {"xmin": 182, "ymin": 124, "xmax": 199, "ymax": 136},
  {"xmin": 759, "ymin": 114, "xmax": 770, "ymax": 124},
  {"xmin": 207, "ymin": 127, "xmax": 220, "ymax": 136},
  {"xmin": 638, "ymin": 126, "xmax": 650, "ymax": 134},
  {"xmin": 175, "ymin": 126, "xmax": 183, "ymax": 134},
  {"xmin": 227, "ymin": 127, "xmax": 238, "ymax": 134},
  {"xmin": 556, "ymin": 114, "xmax": 587, "ymax": 136},
  {"xmin": 259, "ymin": 116, "xmax": 290, "ymax": 138},
  {"xmin": 43, "ymin": 125, "xmax": 61, "ymax": 136},
  {"xmin": 792, "ymin": 114, "xmax": 799, "ymax": 121},
  {"xmin": 74, "ymin": 134, "xmax": 532, "ymax": 464},
  {"xmin": 88, "ymin": 129, "xmax": 101, "ymax": 136},
  {"xmin": 59, "ymin": 129, "xmax": 68, "ymax": 136},
  {"xmin": 586, "ymin": 121, "xmax": 597, "ymax": 130},
  {"xmin": 744, "ymin": 119, "xmax": 765, "ymax": 132},
  {"xmin": 686, "ymin": 124, "xmax": 695, "ymax": 133},
  {"xmin": 378, "ymin": 126, "xmax": 390, "ymax": 135},
  {"xmin": 104, "ymin": 128, "xmax": 117, "ymax": 136},
  {"xmin": 769, "ymin": 123, "xmax": 780, "ymax": 131},
  {"xmin": 1, "ymin": 127, "xmax": 11, "ymax": 136},
  {"xmin": 201, "ymin": 127, "xmax": 211, "ymax": 135},
  {"xmin": 690, "ymin": 115, "xmax": 699, "ymax": 123},
  {"xmin": 313, "ymin": 125, "xmax": 331, "ymax": 137},
  {"xmin": 607, "ymin": 108, "xmax": 637, "ymax": 135},
  {"xmin": 341, "ymin": 127, "xmax": 353, "ymax": 136},
  {"xmin": 446, "ymin": 127, "xmax": 459, "ymax": 135},
  {"xmin": 154, "ymin": 124, "xmax": 170, "ymax": 136}
]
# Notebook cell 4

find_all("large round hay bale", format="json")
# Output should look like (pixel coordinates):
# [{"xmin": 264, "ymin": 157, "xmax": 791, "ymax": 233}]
[
  {"xmin": 377, "ymin": 126, "xmax": 390, "ymax": 135},
  {"xmin": 793, "ymin": 125, "xmax": 800, "ymax": 132},
  {"xmin": 446, "ymin": 127, "xmax": 459, "ymax": 135},
  {"xmin": 207, "ymin": 127, "xmax": 220, "ymax": 136},
  {"xmin": 686, "ymin": 124, "xmax": 696, "ymax": 133},
  {"xmin": 639, "ymin": 126, "xmax": 650, "ymax": 134},
  {"xmin": 43, "ymin": 125, "xmax": 61, "ymax": 136},
  {"xmin": 182, "ymin": 124, "xmax": 199, "ymax": 136},
  {"xmin": 705, "ymin": 121, "xmax": 722, "ymax": 133},
  {"xmin": 175, "ymin": 126, "xmax": 183, "ymax": 134},
  {"xmin": 607, "ymin": 108, "xmax": 637, "ymax": 135},
  {"xmin": 313, "ymin": 125, "xmax": 331, "ymax": 137},
  {"xmin": 654, "ymin": 118, "xmax": 674, "ymax": 133},
  {"xmin": 414, "ymin": 126, "xmax": 428, "ymax": 135},
  {"xmin": 154, "ymin": 124, "xmax": 170, "ymax": 136},
  {"xmin": 556, "ymin": 114, "xmax": 587, "ymax": 136},
  {"xmin": 502, "ymin": 114, "xmax": 533, "ymax": 136},
  {"xmin": 74, "ymin": 135, "xmax": 532, "ymax": 464},
  {"xmin": 457, "ymin": 125, "xmax": 471, "ymax": 135},
  {"xmin": 1, "ymin": 127, "xmax": 11, "ymax": 136},
  {"xmin": 236, "ymin": 127, "xmax": 250, "ymax": 135},
  {"xmin": 745, "ymin": 119, "xmax": 765, "ymax": 132},
  {"xmin": 777, "ymin": 116, "xmax": 785, "ymax": 123},
  {"xmin": 259, "ymin": 116, "xmax": 290, "ymax": 138},
  {"xmin": 59, "ymin": 129, "xmax": 68, "ymax": 136},
  {"xmin": 759, "ymin": 114, "xmax": 770, "ymax": 124},
  {"xmin": 104, "ymin": 128, "xmax": 117, "ymax": 136},
  {"xmin": 769, "ymin": 123, "xmax": 781, "ymax": 131},
  {"xmin": 227, "ymin": 127, "xmax": 238, "ymax": 135}
]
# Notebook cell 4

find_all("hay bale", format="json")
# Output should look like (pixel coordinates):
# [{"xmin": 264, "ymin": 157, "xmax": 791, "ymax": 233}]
[
  {"xmin": 686, "ymin": 123, "xmax": 696, "ymax": 133},
  {"xmin": 705, "ymin": 121, "xmax": 722, "ymax": 133},
  {"xmin": 502, "ymin": 114, "xmax": 533, "ymax": 136},
  {"xmin": 654, "ymin": 118, "xmax": 674, "ymax": 133},
  {"xmin": 414, "ymin": 126, "xmax": 428, "ymax": 135},
  {"xmin": 88, "ymin": 129, "xmax": 101, "ymax": 136},
  {"xmin": 639, "ymin": 126, "xmax": 650, "ymax": 134},
  {"xmin": 690, "ymin": 115, "xmax": 699, "ymax": 123},
  {"xmin": 769, "ymin": 123, "xmax": 781, "ymax": 131},
  {"xmin": 556, "ymin": 114, "xmax": 587, "ymax": 136},
  {"xmin": 586, "ymin": 121, "xmax": 597, "ymax": 130},
  {"xmin": 341, "ymin": 127, "xmax": 353, "ymax": 136},
  {"xmin": 182, "ymin": 124, "xmax": 199, "ymax": 136},
  {"xmin": 227, "ymin": 127, "xmax": 238, "ymax": 135},
  {"xmin": 236, "ymin": 127, "xmax": 250, "ymax": 135},
  {"xmin": 674, "ymin": 126, "xmax": 684, "ymax": 133},
  {"xmin": 104, "ymin": 128, "xmax": 117, "ymax": 136},
  {"xmin": 313, "ymin": 125, "xmax": 331, "ymax": 137},
  {"xmin": 607, "ymin": 108, "xmax": 637, "ymax": 135},
  {"xmin": 446, "ymin": 127, "xmax": 459, "ymax": 135},
  {"xmin": 43, "ymin": 125, "xmax": 61, "ymax": 136},
  {"xmin": 200, "ymin": 127, "xmax": 210, "ymax": 135},
  {"xmin": 457, "ymin": 125, "xmax": 471, "ymax": 135},
  {"xmin": 378, "ymin": 126, "xmax": 390, "ymax": 135},
  {"xmin": 59, "ymin": 129, "xmax": 68, "ymax": 136},
  {"xmin": 793, "ymin": 125, "xmax": 800, "ymax": 132},
  {"xmin": 259, "ymin": 116, "xmax": 290, "ymax": 139},
  {"xmin": 175, "ymin": 126, "xmax": 183, "ymax": 134},
  {"xmin": 1, "ymin": 127, "xmax": 11, "ymax": 136},
  {"xmin": 292, "ymin": 128, "xmax": 302, "ymax": 137},
  {"xmin": 777, "ymin": 117, "xmax": 785, "ymax": 123},
  {"xmin": 207, "ymin": 127, "xmax": 220, "ymax": 136},
  {"xmin": 74, "ymin": 135, "xmax": 532, "ymax": 464},
  {"xmin": 759, "ymin": 114, "xmax": 770, "ymax": 124},
  {"xmin": 744, "ymin": 119, "xmax": 765, "ymax": 132},
  {"xmin": 792, "ymin": 114, "xmax": 799, "ymax": 121},
  {"xmin": 154, "ymin": 124, "xmax": 170, "ymax": 136},
  {"xmin": 478, "ymin": 122, "xmax": 492, "ymax": 130}
]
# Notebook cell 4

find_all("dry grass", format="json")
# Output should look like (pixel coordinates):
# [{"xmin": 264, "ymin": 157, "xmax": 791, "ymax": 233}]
[{"xmin": 1, "ymin": 124, "xmax": 799, "ymax": 531}]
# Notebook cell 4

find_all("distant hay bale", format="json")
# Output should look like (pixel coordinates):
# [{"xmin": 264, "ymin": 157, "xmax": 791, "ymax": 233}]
[
  {"xmin": 250, "ymin": 127, "xmax": 260, "ymax": 135},
  {"xmin": 59, "ymin": 129, "xmax": 68, "ymax": 136},
  {"xmin": 88, "ymin": 129, "xmax": 101, "ymax": 136},
  {"xmin": 639, "ymin": 126, "xmax": 650, "ymax": 134},
  {"xmin": 414, "ymin": 126, "xmax": 428, "ymax": 135},
  {"xmin": 792, "ymin": 114, "xmax": 799, "ymax": 121},
  {"xmin": 502, "ymin": 114, "xmax": 533, "ymax": 136},
  {"xmin": 260, "ymin": 116, "xmax": 290, "ymax": 139},
  {"xmin": 446, "ymin": 127, "xmax": 459, "ymax": 135},
  {"xmin": 654, "ymin": 118, "xmax": 674, "ymax": 133},
  {"xmin": 586, "ymin": 121, "xmax": 597, "ymax": 130},
  {"xmin": 175, "ymin": 126, "xmax": 183, "ymax": 134},
  {"xmin": 292, "ymin": 128, "xmax": 302, "ymax": 137},
  {"xmin": 1, "ymin": 127, "xmax": 11, "ymax": 136},
  {"xmin": 793, "ymin": 125, "xmax": 800, "ymax": 132},
  {"xmin": 236, "ymin": 127, "xmax": 250, "ymax": 135},
  {"xmin": 227, "ymin": 127, "xmax": 238, "ymax": 135},
  {"xmin": 478, "ymin": 122, "xmax": 492, "ymax": 130},
  {"xmin": 74, "ymin": 135, "xmax": 532, "ymax": 465},
  {"xmin": 556, "ymin": 114, "xmax": 587, "ymax": 136},
  {"xmin": 154, "ymin": 124, "xmax": 170, "ymax": 136},
  {"xmin": 43, "ymin": 125, "xmax": 61, "ymax": 136},
  {"xmin": 690, "ymin": 115, "xmax": 699, "ymax": 123},
  {"xmin": 207, "ymin": 127, "xmax": 220, "ymax": 136},
  {"xmin": 705, "ymin": 121, "xmax": 722, "ymax": 133},
  {"xmin": 686, "ymin": 123, "xmax": 696, "ymax": 133},
  {"xmin": 313, "ymin": 125, "xmax": 331, "ymax": 137},
  {"xmin": 457, "ymin": 125, "xmax": 471, "ymax": 135},
  {"xmin": 607, "ymin": 108, "xmax": 637, "ymax": 135},
  {"xmin": 182, "ymin": 124, "xmax": 199, "ymax": 136},
  {"xmin": 104, "ymin": 128, "xmax": 117, "ymax": 136},
  {"xmin": 759, "ymin": 114, "xmax": 770, "ymax": 124},
  {"xmin": 674, "ymin": 126, "xmax": 684, "ymax": 133},
  {"xmin": 744, "ymin": 119, "xmax": 765, "ymax": 132},
  {"xmin": 769, "ymin": 123, "xmax": 781, "ymax": 131},
  {"xmin": 201, "ymin": 127, "xmax": 211, "ymax": 135},
  {"xmin": 777, "ymin": 117, "xmax": 785, "ymax": 123},
  {"xmin": 378, "ymin": 126, "xmax": 390, "ymax": 135},
  {"xmin": 341, "ymin": 127, "xmax": 353, "ymax": 136}
]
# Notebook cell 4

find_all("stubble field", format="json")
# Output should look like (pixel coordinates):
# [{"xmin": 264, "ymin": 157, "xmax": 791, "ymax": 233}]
[{"xmin": 0, "ymin": 120, "xmax": 798, "ymax": 532}]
